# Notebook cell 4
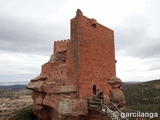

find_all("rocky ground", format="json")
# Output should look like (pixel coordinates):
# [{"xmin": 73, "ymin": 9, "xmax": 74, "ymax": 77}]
[{"xmin": 0, "ymin": 88, "xmax": 33, "ymax": 120}]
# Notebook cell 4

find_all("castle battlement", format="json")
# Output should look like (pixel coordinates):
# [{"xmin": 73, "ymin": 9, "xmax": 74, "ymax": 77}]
[{"xmin": 54, "ymin": 39, "xmax": 70, "ymax": 53}]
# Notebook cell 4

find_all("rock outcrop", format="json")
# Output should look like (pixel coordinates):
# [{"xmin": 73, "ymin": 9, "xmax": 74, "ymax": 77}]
[
  {"xmin": 27, "ymin": 9, "xmax": 125, "ymax": 120},
  {"xmin": 108, "ymin": 76, "xmax": 125, "ymax": 108}
]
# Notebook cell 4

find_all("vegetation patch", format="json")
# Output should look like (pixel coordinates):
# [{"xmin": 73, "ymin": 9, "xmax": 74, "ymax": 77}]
[{"xmin": 10, "ymin": 105, "xmax": 37, "ymax": 120}]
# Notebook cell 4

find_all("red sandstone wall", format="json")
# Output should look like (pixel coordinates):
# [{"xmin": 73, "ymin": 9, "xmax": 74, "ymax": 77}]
[
  {"xmin": 48, "ymin": 11, "xmax": 116, "ymax": 99},
  {"xmin": 50, "ymin": 64, "xmax": 67, "ymax": 85},
  {"xmin": 41, "ymin": 62, "xmax": 67, "ymax": 85},
  {"xmin": 70, "ymin": 11, "xmax": 116, "ymax": 98},
  {"xmin": 41, "ymin": 62, "xmax": 54, "ymax": 75},
  {"xmin": 54, "ymin": 40, "xmax": 70, "ymax": 53},
  {"xmin": 65, "ymin": 18, "xmax": 79, "ymax": 88}
]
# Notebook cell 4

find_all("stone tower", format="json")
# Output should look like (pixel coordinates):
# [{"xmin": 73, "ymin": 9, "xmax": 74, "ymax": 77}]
[
  {"xmin": 27, "ymin": 9, "xmax": 125, "ymax": 120},
  {"xmin": 70, "ymin": 9, "xmax": 116, "ymax": 99}
]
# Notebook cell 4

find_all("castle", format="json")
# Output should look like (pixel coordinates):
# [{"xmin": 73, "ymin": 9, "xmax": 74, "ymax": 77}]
[{"xmin": 27, "ymin": 9, "xmax": 125, "ymax": 120}]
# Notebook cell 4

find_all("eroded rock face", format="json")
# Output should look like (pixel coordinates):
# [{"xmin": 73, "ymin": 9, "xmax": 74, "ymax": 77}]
[
  {"xmin": 108, "ymin": 76, "xmax": 125, "ymax": 108},
  {"xmin": 49, "ymin": 51, "xmax": 66, "ymax": 63},
  {"xmin": 108, "ymin": 76, "xmax": 122, "ymax": 88},
  {"xmin": 110, "ymin": 89, "xmax": 126, "ymax": 108},
  {"xmin": 27, "ymin": 9, "xmax": 126, "ymax": 120},
  {"xmin": 58, "ymin": 99, "xmax": 88, "ymax": 117},
  {"xmin": 27, "ymin": 78, "xmax": 87, "ymax": 119}
]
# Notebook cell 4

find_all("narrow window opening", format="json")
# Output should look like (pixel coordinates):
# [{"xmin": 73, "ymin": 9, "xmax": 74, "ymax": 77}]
[
  {"xmin": 91, "ymin": 23, "xmax": 96, "ymax": 27},
  {"xmin": 93, "ymin": 85, "xmax": 96, "ymax": 95}
]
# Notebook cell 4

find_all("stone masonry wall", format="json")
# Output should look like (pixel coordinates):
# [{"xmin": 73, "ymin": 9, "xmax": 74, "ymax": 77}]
[
  {"xmin": 54, "ymin": 39, "xmax": 70, "ymax": 53},
  {"xmin": 70, "ymin": 10, "xmax": 116, "ymax": 98}
]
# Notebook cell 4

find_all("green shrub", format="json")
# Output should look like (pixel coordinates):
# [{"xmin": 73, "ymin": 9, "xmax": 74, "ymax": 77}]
[{"xmin": 10, "ymin": 105, "xmax": 38, "ymax": 120}]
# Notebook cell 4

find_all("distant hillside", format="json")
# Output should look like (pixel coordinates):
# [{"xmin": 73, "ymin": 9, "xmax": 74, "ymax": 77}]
[
  {"xmin": 8, "ymin": 79, "xmax": 160, "ymax": 120},
  {"xmin": 122, "ymin": 79, "xmax": 160, "ymax": 113},
  {"xmin": 0, "ymin": 85, "xmax": 26, "ymax": 90}
]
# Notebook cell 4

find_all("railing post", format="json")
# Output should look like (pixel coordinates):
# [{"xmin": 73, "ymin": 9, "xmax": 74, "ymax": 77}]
[
  {"xmin": 101, "ymin": 90, "xmax": 104, "ymax": 103},
  {"xmin": 87, "ymin": 98, "xmax": 89, "ymax": 108}
]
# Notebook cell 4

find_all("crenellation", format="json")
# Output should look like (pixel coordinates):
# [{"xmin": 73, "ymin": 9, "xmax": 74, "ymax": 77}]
[
  {"xmin": 54, "ymin": 39, "xmax": 70, "ymax": 43},
  {"xmin": 54, "ymin": 39, "xmax": 70, "ymax": 53}
]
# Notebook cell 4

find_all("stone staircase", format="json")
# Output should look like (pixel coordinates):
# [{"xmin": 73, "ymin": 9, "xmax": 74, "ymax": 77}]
[{"xmin": 87, "ymin": 90, "xmax": 128, "ymax": 120}]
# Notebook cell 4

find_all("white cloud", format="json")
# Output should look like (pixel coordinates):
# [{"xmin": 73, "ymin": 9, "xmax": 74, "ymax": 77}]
[
  {"xmin": 0, "ymin": 0, "xmax": 160, "ymax": 83},
  {"xmin": 0, "ymin": 0, "xmax": 66, "ymax": 23},
  {"xmin": 116, "ymin": 56, "xmax": 160, "ymax": 82},
  {"xmin": 0, "ymin": 51, "xmax": 49, "ymax": 83},
  {"xmin": 48, "ymin": 0, "xmax": 146, "ymax": 25}
]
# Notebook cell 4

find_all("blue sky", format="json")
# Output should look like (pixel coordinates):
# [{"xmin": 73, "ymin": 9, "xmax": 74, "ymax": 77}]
[{"xmin": 0, "ymin": 0, "xmax": 160, "ymax": 85}]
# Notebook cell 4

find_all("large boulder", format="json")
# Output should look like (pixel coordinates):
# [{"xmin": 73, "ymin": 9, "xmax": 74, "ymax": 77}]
[
  {"xmin": 110, "ymin": 88, "xmax": 125, "ymax": 108},
  {"xmin": 103, "ymin": 95, "xmax": 110, "ymax": 105},
  {"xmin": 49, "ymin": 51, "xmax": 66, "ymax": 63},
  {"xmin": 58, "ymin": 99, "xmax": 88, "ymax": 117},
  {"xmin": 108, "ymin": 76, "xmax": 122, "ymax": 88}
]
